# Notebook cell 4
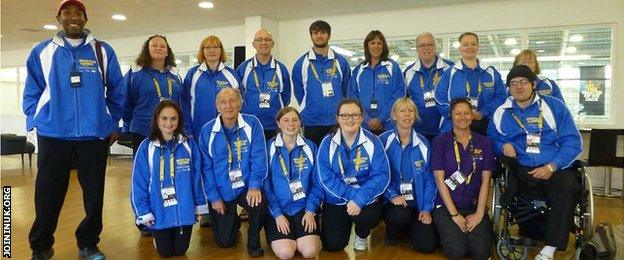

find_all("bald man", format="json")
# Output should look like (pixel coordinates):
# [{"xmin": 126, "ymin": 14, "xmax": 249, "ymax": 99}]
[
  {"xmin": 404, "ymin": 33, "xmax": 454, "ymax": 141},
  {"xmin": 236, "ymin": 29, "xmax": 291, "ymax": 141}
]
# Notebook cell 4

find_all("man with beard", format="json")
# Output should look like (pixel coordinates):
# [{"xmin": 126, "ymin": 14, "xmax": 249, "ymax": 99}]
[
  {"xmin": 292, "ymin": 20, "xmax": 351, "ymax": 145},
  {"xmin": 22, "ymin": 0, "xmax": 124, "ymax": 259}
]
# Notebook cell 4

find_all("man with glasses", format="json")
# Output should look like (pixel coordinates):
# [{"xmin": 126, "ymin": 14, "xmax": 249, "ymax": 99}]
[
  {"xmin": 488, "ymin": 65, "xmax": 582, "ymax": 260},
  {"xmin": 23, "ymin": 1, "xmax": 124, "ymax": 259},
  {"xmin": 404, "ymin": 33, "xmax": 454, "ymax": 142},
  {"xmin": 292, "ymin": 20, "xmax": 351, "ymax": 145},
  {"xmin": 236, "ymin": 29, "xmax": 291, "ymax": 140}
]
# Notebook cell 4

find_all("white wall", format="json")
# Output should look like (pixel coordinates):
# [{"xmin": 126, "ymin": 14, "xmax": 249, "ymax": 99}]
[{"xmin": 2, "ymin": 0, "xmax": 623, "ymax": 139}]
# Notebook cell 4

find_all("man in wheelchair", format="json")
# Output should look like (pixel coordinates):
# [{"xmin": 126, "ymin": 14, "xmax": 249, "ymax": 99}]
[{"xmin": 488, "ymin": 65, "xmax": 583, "ymax": 260}]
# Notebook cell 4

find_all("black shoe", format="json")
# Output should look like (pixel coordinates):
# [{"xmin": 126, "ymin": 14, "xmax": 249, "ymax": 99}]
[
  {"xmin": 140, "ymin": 229, "xmax": 152, "ymax": 237},
  {"xmin": 199, "ymin": 214, "xmax": 211, "ymax": 227},
  {"xmin": 31, "ymin": 248, "xmax": 54, "ymax": 260},
  {"xmin": 79, "ymin": 246, "xmax": 105, "ymax": 260},
  {"xmin": 248, "ymin": 247, "xmax": 264, "ymax": 257}
]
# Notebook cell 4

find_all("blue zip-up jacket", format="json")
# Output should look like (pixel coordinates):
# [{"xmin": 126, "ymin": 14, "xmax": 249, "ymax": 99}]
[
  {"xmin": 379, "ymin": 128, "xmax": 437, "ymax": 212},
  {"xmin": 236, "ymin": 56, "xmax": 291, "ymax": 131},
  {"xmin": 405, "ymin": 57, "xmax": 454, "ymax": 136},
  {"xmin": 488, "ymin": 95, "xmax": 582, "ymax": 170},
  {"xmin": 435, "ymin": 60, "xmax": 507, "ymax": 133},
  {"xmin": 348, "ymin": 60, "xmax": 406, "ymax": 132},
  {"xmin": 263, "ymin": 133, "xmax": 324, "ymax": 218},
  {"xmin": 198, "ymin": 113, "xmax": 267, "ymax": 202},
  {"xmin": 122, "ymin": 65, "xmax": 182, "ymax": 137},
  {"xmin": 316, "ymin": 127, "xmax": 390, "ymax": 209},
  {"xmin": 130, "ymin": 135, "xmax": 208, "ymax": 230},
  {"xmin": 23, "ymin": 30, "xmax": 124, "ymax": 139},
  {"xmin": 181, "ymin": 62, "xmax": 240, "ymax": 138},
  {"xmin": 292, "ymin": 49, "xmax": 351, "ymax": 126}
]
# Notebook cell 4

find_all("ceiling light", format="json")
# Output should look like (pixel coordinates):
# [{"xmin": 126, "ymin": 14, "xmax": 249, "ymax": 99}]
[
  {"xmin": 510, "ymin": 49, "xmax": 521, "ymax": 55},
  {"xmin": 452, "ymin": 41, "xmax": 460, "ymax": 48},
  {"xmin": 535, "ymin": 41, "xmax": 546, "ymax": 44},
  {"xmin": 192, "ymin": 58, "xmax": 198, "ymax": 63},
  {"xmin": 112, "ymin": 14, "xmax": 127, "ymax": 21},
  {"xmin": 537, "ymin": 50, "xmax": 546, "ymax": 53},
  {"xmin": 198, "ymin": 1, "xmax": 214, "ymax": 9},
  {"xmin": 43, "ymin": 24, "xmax": 58, "ymax": 30},
  {"xmin": 391, "ymin": 55, "xmax": 400, "ymax": 61},
  {"xmin": 482, "ymin": 55, "xmax": 591, "ymax": 63},
  {"xmin": 175, "ymin": 59, "xmax": 182, "ymax": 65},
  {"xmin": 330, "ymin": 46, "xmax": 354, "ymax": 57},
  {"xmin": 565, "ymin": 46, "xmax": 577, "ymax": 53},
  {"xmin": 569, "ymin": 34, "xmax": 583, "ymax": 42},
  {"xmin": 504, "ymin": 38, "xmax": 517, "ymax": 46},
  {"xmin": 350, "ymin": 57, "xmax": 359, "ymax": 62},
  {"xmin": 439, "ymin": 53, "xmax": 445, "ymax": 57},
  {"xmin": 410, "ymin": 47, "xmax": 416, "ymax": 50}
]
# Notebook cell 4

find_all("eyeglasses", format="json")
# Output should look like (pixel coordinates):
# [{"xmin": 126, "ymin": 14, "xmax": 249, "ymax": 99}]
[
  {"xmin": 338, "ymin": 113, "xmax": 363, "ymax": 120},
  {"xmin": 417, "ymin": 43, "xmax": 435, "ymax": 48},
  {"xmin": 509, "ymin": 79, "xmax": 531, "ymax": 88},
  {"xmin": 253, "ymin": 38, "xmax": 274, "ymax": 43},
  {"xmin": 203, "ymin": 45, "xmax": 221, "ymax": 50}
]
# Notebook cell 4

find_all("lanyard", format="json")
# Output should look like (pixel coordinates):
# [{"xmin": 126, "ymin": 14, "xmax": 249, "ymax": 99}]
[
  {"xmin": 510, "ymin": 103, "xmax": 543, "ymax": 134},
  {"xmin": 453, "ymin": 135, "xmax": 476, "ymax": 185},
  {"xmin": 159, "ymin": 147, "xmax": 175, "ymax": 188},
  {"xmin": 309, "ymin": 59, "xmax": 338, "ymax": 82},
  {"xmin": 150, "ymin": 72, "xmax": 173, "ymax": 100},
  {"xmin": 337, "ymin": 146, "xmax": 362, "ymax": 177},
  {"xmin": 277, "ymin": 148, "xmax": 305, "ymax": 182},
  {"xmin": 465, "ymin": 77, "xmax": 482, "ymax": 99},
  {"xmin": 252, "ymin": 68, "xmax": 278, "ymax": 90},
  {"xmin": 226, "ymin": 130, "xmax": 242, "ymax": 170}
]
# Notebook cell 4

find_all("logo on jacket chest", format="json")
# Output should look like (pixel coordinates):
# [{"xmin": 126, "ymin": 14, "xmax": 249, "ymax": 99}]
[
  {"xmin": 353, "ymin": 155, "xmax": 369, "ymax": 171},
  {"xmin": 77, "ymin": 59, "xmax": 98, "ymax": 73},
  {"xmin": 216, "ymin": 80, "xmax": 231, "ymax": 88},
  {"xmin": 376, "ymin": 73, "xmax": 390, "ymax": 84}
]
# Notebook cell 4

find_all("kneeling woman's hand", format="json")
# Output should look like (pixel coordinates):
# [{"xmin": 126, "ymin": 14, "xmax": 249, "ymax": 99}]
[
  {"xmin": 451, "ymin": 214, "xmax": 468, "ymax": 232},
  {"xmin": 346, "ymin": 201, "xmax": 361, "ymax": 216},
  {"xmin": 465, "ymin": 212, "xmax": 484, "ymax": 232},
  {"xmin": 276, "ymin": 215, "xmax": 290, "ymax": 235},
  {"xmin": 301, "ymin": 212, "xmax": 316, "ymax": 233},
  {"xmin": 418, "ymin": 211, "xmax": 432, "ymax": 224}
]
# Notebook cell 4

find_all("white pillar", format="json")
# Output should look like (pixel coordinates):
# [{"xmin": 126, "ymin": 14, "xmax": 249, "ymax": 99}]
[{"xmin": 244, "ymin": 16, "xmax": 279, "ymax": 59}]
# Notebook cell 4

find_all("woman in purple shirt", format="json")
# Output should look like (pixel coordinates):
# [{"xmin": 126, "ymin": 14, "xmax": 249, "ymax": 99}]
[{"xmin": 430, "ymin": 98, "xmax": 494, "ymax": 260}]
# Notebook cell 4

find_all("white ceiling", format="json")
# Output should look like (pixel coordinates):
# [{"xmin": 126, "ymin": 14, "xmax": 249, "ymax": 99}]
[{"xmin": 1, "ymin": 0, "xmax": 483, "ymax": 51}]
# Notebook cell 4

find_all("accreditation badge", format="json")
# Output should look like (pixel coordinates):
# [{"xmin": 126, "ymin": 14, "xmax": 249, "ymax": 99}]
[
  {"xmin": 289, "ymin": 180, "xmax": 306, "ymax": 201},
  {"xmin": 343, "ymin": 176, "xmax": 359, "ymax": 188},
  {"xmin": 259, "ymin": 92, "xmax": 271, "ymax": 109},
  {"xmin": 70, "ymin": 70, "xmax": 82, "ymax": 88},
  {"xmin": 370, "ymin": 98, "xmax": 379, "ymax": 112},
  {"xmin": 424, "ymin": 90, "xmax": 436, "ymax": 108},
  {"xmin": 229, "ymin": 168, "xmax": 245, "ymax": 189},
  {"xmin": 160, "ymin": 186, "xmax": 178, "ymax": 207},
  {"xmin": 445, "ymin": 170, "xmax": 466, "ymax": 191},
  {"xmin": 525, "ymin": 133, "xmax": 541, "ymax": 154},
  {"xmin": 321, "ymin": 82, "xmax": 334, "ymax": 97},
  {"xmin": 400, "ymin": 181, "xmax": 414, "ymax": 201}
]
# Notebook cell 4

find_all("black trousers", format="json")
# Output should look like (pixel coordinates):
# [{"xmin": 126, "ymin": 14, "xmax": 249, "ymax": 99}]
[
  {"xmin": 304, "ymin": 125, "xmax": 333, "ymax": 146},
  {"xmin": 515, "ymin": 166, "xmax": 579, "ymax": 250},
  {"xmin": 208, "ymin": 191, "xmax": 267, "ymax": 249},
  {"xmin": 131, "ymin": 132, "xmax": 146, "ymax": 156},
  {"xmin": 433, "ymin": 206, "xmax": 492, "ymax": 260},
  {"xmin": 152, "ymin": 225, "xmax": 193, "ymax": 258},
  {"xmin": 383, "ymin": 203, "xmax": 438, "ymax": 253},
  {"xmin": 263, "ymin": 130, "xmax": 277, "ymax": 142},
  {"xmin": 321, "ymin": 199, "xmax": 383, "ymax": 252},
  {"xmin": 29, "ymin": 136, "xmax": 109, "ymax": 252}
]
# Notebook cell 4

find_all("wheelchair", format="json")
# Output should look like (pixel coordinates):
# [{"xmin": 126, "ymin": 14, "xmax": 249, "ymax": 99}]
[{"xmin": 491, "ymin": 158, "xmax": 594, "ymax": 260}]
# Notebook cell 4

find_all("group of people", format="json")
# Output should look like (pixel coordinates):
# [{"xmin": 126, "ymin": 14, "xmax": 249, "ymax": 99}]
[{"xmin": 23, "ymin": 1, "xmax": 583, "ymax": 260}]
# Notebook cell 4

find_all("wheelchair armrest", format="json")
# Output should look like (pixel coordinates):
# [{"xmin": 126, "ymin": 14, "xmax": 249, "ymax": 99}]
[
  {"xmin": 498, "ymin": 156, "xmax": 518, "ymax": 170},
  {"xmin": 571, "ymin": 159, "xmax": 588, "ymax": 169}
]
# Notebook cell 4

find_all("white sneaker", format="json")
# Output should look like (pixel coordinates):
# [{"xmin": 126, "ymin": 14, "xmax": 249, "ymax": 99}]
[
  {"xmin": 535, "ymin": 253, "xmax": 553, "ymax": 260},
  {"xmin": 353, "ymin": 235, "xmax": 368, "ymax": 251}
]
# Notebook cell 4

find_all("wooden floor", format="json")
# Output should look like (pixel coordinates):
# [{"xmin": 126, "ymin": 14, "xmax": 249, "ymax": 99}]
[{"xmin": 1, "ymin": 154, "xmax": 622, "ymax": 259}]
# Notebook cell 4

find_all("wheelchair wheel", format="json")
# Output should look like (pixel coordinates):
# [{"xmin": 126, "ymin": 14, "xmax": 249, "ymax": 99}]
[
  {"xmin": 583, "ymin": 173, "xmax": 595, "ymax": 239},
  {"xmin": 497, "ymin": 239, "xmax": 528, "ymax": 260},
  {"xmin": 574, "ymin": 172, "xmax": 595, "ymax": 241}
]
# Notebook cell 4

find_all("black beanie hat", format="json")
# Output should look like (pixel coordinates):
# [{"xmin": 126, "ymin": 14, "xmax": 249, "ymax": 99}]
[{"xmin": 506, "ymin": 65, "xmax": 537, "ymax": 87}]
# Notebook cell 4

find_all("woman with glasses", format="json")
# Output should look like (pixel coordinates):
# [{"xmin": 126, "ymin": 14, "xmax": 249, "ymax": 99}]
[
  {"xmin": 378, "ymin": 98, "xmax": 437, "ymax": 253},
  {"xmin": 181, "ymin": 35, "xmax": 241, "ymax": 139},
  {"xmin": 122, "ymin": 34, "xmax": 182, "ymax": 236},
  {"xmin": 263, "ymin": 107, "xmax": 322, "ymax": 259},
  {"xmin": 130, "ymin": 101, "xmax": 208, "ymax": 258},
  {"xmin": 316, "ymin": 98, "xmax": 390, "ymax": 252},
  {"xmin": 431, "ymin": 98, "xmax": 495, "ymax": 260},
  {"xmin": 435, "ymin": 32, "xmax": 507, "ymax": 135},
  {"xmin": 348, "ymin": 30, "xmax": 405, "ymax": 135},
  {"xmin": 512, "ymin": 49, "xmax": 565, "ymax": 103}
]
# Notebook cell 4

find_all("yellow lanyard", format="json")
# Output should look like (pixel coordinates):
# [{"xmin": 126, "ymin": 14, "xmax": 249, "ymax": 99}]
[
  {"xmin": 511, "ymin": 111, "xmax": 543, "ymax": 134},
  {"xmin": 159, "ymin": 147, "xmax": 175, "ymax": 187},
  {"xmin": 226, "ymin": 135, "xmax": 242, "ymax": 170},
  {"xmin": 453, "ymin": 136, "xmax": 476, "ymax": 185},
  {"xmin": 337, "ymin": 146, "xmax": 362, "ymax": 177},
  {"xmin": 278, "ymin": 149, "xmax": 305, "ymax": 182},
  {"xmin": 309, "ymin": 59, "xmax": 338, "ymax": 82},
  {"xmin": 419, "ymin": 74, "xmax": 425, "ymax": 89},
  {"xmin": 152, "ymin": 74, "xmax": 173, "ymax": 100},
  {"xmin": 465, "ymin": 77, "xmax": 482, "ymax": 98},
  {"xmin": 252, "ymin": 68, "xmax": 278, "ymax": 90}
]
